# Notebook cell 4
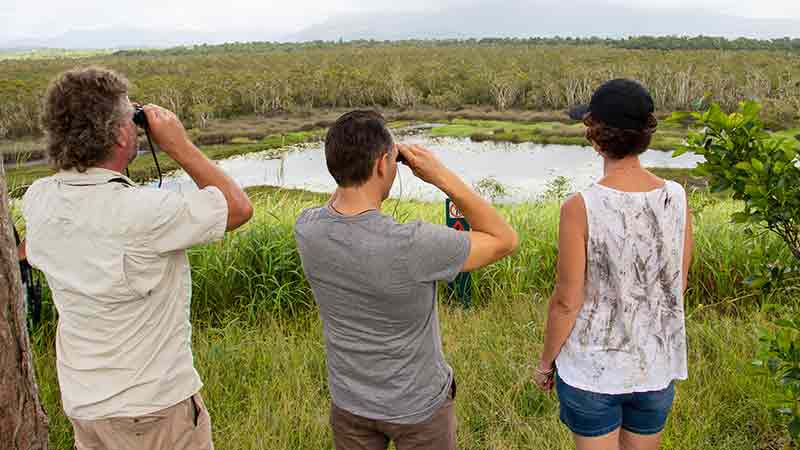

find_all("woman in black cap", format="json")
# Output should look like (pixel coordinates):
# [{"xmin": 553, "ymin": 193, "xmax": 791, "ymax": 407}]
[{"xmin": 534, "ymin": 79, "xmax": 694, "ymax": 450}]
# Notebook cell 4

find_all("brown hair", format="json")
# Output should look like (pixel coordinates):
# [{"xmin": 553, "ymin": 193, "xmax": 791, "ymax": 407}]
[
  {"xmin": 41, "ymin": 66, "xmax": 131, "ymax": 171},
  {"xmin": 325, "ymin": 110, "xmax": 394, "ymax": 187},
  {"xmin": 584, "ymin": 114, "xmax": 658, "ymax": 159}
]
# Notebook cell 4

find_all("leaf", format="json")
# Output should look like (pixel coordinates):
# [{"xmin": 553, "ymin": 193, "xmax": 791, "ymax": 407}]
[
  {"xmin": 731, "ymin": 212, "xmax": 751, "ymax": 223},
  {"xmin": 669, "ymin": 111, "xmax": 693, "ymax": 122},
  {"xmin": 751, "ymin": 158, "xmax": 765, "ymax": 172},
  {"xmin": 741, "ymin": 100, "xmax": 762, "ymax": 119},
  {"xmin": 672, "ymin": 147, "xmax": 690, "ymax": 158},
  {"xmin": 789, "ymin": 417, "xmax": 800, "ymax": 441},
  {"xmin": 745, "ymin": 276, "xmax": 768, "ymax": 289}
]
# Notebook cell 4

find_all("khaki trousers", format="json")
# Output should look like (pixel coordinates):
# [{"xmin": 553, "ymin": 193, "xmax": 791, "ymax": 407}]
[
  {"xmin": 331, "ymin": 381, "xmax": 457, "ymax": 450},
  {"xmin": 70, "ymin": 393, "xmax": 213, "ymax": 450}
]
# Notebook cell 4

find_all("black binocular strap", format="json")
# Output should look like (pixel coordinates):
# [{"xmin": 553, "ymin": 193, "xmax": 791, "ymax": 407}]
[{"xmin": 11, "ymin": 215, "xmax": 42, "ymax": 325}]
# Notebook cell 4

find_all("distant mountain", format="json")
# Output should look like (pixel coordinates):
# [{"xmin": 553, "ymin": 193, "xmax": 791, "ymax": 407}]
[
  {"xmin": 289, "ymin": 0, "xmax": 800, "ymax": 41},
  {"xmin": 0, "ymin": 26, "xmax": 277, "ymax": 51},
  {"xmin": 2, "ymin": 1, "xmax": 798, "ymax": 51}
]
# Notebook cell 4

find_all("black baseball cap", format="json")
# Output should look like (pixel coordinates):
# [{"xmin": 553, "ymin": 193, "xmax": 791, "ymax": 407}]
[{"xmin": 568, "ymin": 79, "xmax": 655, "ymax": 130}]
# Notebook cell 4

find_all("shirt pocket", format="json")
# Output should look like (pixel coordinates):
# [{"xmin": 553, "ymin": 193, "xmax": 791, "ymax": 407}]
[{"xmin": 122, "ymin": 249, "xmax": 170, "ymax": 300}]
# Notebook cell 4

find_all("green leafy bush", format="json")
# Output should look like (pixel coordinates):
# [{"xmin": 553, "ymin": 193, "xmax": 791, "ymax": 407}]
[
  {"xmin": 540, "ymin": 176, "xmax": 572, "ymax": 202},
  {"xmin": 674, "ymin": 101, "xmax": 800, "ymax": 290},
  {"xmin": 674, "ymin": 101, "xmax": 800, "ymax": 445},
  {"xmin": 754, "ymin": 316, "xmax": 800, "ymax": 444},
  {"xmin": 474, "ymin": 176, "xmax": 510, "ymax": 202}
]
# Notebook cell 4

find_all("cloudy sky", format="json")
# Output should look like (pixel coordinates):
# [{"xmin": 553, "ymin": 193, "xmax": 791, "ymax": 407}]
[{"xmin": 1, "ymin": 0, "xmax": 799, "ymax": 41}]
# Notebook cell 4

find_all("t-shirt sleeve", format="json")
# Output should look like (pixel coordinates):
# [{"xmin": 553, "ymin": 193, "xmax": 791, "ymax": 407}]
[
  {"xmin": 143, "ymin": 186, "xmax": 229, "ymax": 254},
  {"xmin": 406, "ymin": 221, "xmax": 471, "ymax": 283}
]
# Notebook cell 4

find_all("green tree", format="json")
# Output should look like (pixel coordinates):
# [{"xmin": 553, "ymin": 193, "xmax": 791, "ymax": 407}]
[{"xmin": 673, "ymin": 101, "xmax": 800, "ymax": 444}]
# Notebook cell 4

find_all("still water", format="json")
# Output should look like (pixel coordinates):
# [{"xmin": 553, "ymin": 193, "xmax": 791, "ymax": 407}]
[{"xmin": 161, "ymin": 135, "xmax": 703, "ymax": 203}]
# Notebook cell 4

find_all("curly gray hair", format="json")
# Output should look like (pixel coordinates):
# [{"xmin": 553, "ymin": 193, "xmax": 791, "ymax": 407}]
[{"xmin": 41, "ymin": 66, "xmax": 133, "ymax": 171}]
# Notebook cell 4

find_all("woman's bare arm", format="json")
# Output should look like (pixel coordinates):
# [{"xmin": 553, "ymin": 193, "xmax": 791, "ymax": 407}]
[
  {"xmin": 683, "ymin": 198, "xmax": 694, "ymax": 292},
  {"xmin": 536, "ymin": 194, "xmax": 588, "ymax": 388}
]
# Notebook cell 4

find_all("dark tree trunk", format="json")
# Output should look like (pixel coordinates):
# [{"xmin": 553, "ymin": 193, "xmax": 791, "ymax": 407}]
[{"xmin": 0, "ymin": 169, "xmax": 49, "ymax": 450}]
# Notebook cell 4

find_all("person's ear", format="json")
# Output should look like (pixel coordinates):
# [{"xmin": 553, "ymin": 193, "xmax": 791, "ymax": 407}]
[
  {"xmin": 585, "ymin": 130, "xmax": 602, "ymax": 154},
  {"xmin": 376, "ymin": 151, "xmax": 390, "ymax": 178},
  {"xmin": 115, "ymin": 121, "xmax": 134, "ymax": 148}
]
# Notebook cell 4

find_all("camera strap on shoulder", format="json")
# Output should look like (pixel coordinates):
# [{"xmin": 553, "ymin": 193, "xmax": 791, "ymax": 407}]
[
  {"xmin": 12, "ymin": 222, "xmax": 28, "ymax": 272},
  {"xmin": 108, "ymin": 177, "xmax": 134, "ymax": 187},
  {"xmin": 11, "ymin": 216, "xmax": 43, "ymax": 326},
  {"xmin": 60, "ymin": 177, "xmax": 134, "ymax": 188}
]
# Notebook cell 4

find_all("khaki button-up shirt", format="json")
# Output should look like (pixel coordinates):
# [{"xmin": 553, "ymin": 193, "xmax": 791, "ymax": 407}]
[{"xmin": 23, "ymin": 168, "xmax": 228, "ymax": 419}]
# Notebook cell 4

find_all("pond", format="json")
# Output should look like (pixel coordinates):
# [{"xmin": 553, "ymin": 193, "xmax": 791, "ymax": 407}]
[{"xmin": 161, "ymin": 134, "xmax": 704, "ymax": 203}]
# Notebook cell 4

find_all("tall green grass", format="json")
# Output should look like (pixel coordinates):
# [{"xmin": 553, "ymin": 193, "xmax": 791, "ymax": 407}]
[
  {"xmin": 28, "ymin": 187, "xmax": 798, "ymax": 448},
  {"xmin": 186, "ymin": 187, "xmax": 795, "ymax": 324},
  {"xmin": 33, "ymin": 290, "xmax": 790, "ymax": 449}
]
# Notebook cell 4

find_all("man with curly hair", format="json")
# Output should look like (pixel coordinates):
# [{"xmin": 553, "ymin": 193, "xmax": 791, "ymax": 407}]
[{"xmin": 22, "ymin": 66, "xmax": 253, "ymax": 450}]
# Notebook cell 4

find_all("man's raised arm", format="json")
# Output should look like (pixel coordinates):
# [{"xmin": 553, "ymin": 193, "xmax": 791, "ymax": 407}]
[{"xmin": 398, "ymin": 144, "xmax": 519, "ymax": 272}]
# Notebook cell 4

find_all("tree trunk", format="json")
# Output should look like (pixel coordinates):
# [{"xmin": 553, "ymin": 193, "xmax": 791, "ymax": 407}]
[{"xmin": 0, "ymin": 168, "xmax": 49, "ymax": 450}]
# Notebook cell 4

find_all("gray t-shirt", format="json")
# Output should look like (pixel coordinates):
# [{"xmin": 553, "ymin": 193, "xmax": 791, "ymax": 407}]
[{"xmin": 295, "ymin": 205, "xmax": 471, "ymax": 424}]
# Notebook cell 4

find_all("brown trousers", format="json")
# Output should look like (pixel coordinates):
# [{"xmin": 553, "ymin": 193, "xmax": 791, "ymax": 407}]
[
  {"xmin": 70, "ymin": 393, "xmax": 213, "ymax": 450},
  {"xmin": 331, "ymin": 382, "xmax": 457, "ymax": 450}
]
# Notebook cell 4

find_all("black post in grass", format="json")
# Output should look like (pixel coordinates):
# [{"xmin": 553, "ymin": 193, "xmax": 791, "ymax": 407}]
[{"xmin": 445, "ymin": 199, "xmax": 472, "ymax": 308}]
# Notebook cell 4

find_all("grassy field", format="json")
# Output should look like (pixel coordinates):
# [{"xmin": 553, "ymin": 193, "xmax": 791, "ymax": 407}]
[
  {"xmin": 3, "ymin": 42, "xmax": 800, "ymax": 141},
  {"xmin": 429, "ymin": 118, "xmax": 688, "ymax": 150},
  {"xmin": 26, "ymin": 187, "xmax": 798, "ymax": 449},
  {"xmin": 0, "ymin": 48, "xmax": 115, "ymax": 61}
]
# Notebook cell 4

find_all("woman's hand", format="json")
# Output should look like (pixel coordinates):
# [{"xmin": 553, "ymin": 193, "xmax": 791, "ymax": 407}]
[{"xmin": 534, "ymin": 360, "xmax": 555, "ymax": 391}]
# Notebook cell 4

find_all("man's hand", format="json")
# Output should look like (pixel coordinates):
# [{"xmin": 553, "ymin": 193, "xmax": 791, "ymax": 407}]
[
  {"xmin": 142, "ymin": 104, "xmax": 191, "ymax": 158},
  {"xmin": 396, "ymin": 144, "xmax": 452, "ymax": 189},
  {"xmin": 18, "ymin": 238, "xmax": 27, "ymax": 262},
  {"xmin": 396, "ymin": 143, "xmax": 518, "ymax": 273},
  {"xmin": 140, "ymin": 103, "xmax": 252, "ymax": 231}
]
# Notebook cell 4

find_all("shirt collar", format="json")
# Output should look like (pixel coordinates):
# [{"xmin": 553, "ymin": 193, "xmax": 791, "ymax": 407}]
[{"xmin": 54, "ymin": 167, "xmax": 138, "ymax": 187}]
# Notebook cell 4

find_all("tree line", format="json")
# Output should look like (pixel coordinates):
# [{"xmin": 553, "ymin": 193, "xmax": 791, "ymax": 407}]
[
  {"xmin": 116, "ymin": 36, "xmax": 800, "ymax": 56},
  {"xmin": 1, "ymin": 43, "xmax": 799, "ymax": 139}
]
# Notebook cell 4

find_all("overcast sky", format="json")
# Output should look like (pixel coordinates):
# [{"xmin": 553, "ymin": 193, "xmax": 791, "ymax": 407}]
[{"xmin": 2, "ymin": 0, "xmax": 799, "ymax": 41}]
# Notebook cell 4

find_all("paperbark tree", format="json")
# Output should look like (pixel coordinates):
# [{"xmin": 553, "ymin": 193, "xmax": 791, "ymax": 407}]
[{"xmin": 0, "ymin": 170, "xmax": 48, "ymax": 450}]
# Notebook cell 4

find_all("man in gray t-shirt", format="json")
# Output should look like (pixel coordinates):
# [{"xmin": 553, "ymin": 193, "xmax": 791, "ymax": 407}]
[{"xmin": 295, "ymin": 111, "xmax": 518, "ymax": 450}]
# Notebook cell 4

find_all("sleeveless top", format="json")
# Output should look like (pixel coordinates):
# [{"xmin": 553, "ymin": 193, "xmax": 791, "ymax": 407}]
[{"xmin": 556, "ymin": 181, "xmax": 689, "ymax": 394}]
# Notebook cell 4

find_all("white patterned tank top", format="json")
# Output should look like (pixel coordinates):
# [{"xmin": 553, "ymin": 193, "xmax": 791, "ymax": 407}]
[{"xmin": 556, "ymin": 180, "xmax": 688, "ymax": 394}]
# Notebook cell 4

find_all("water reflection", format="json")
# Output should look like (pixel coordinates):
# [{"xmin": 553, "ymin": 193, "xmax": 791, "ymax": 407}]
[{"xmin": 161, "ymin": 135, "xmax": 704, "ymax": 203}]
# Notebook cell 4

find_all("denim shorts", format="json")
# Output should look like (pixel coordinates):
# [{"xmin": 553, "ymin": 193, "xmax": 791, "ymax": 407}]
[{"xmin": 556, "ymin": 375, "xmax": 675, "ymax": 438}]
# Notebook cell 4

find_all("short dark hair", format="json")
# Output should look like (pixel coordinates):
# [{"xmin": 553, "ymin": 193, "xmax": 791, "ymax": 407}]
[
  {"xmin": 41, "ymin": 66, "xmax": 132, "ymax": 171},
  {"xmin": 325, "ymin": 110, "xmax": 393, "ymax": 187},
  {"xmin": 584, "ymin": 113, "xmax": 658, "ymax": 159}
]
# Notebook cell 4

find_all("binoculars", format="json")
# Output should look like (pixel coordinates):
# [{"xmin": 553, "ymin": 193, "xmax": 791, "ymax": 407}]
[
  {"xmin": 133, "ymin": 106, "xmax": 148, "ymax": 129},
  {"xmin": 130, "ymin": 105, "xmax": 163, "ymax": 187}
]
